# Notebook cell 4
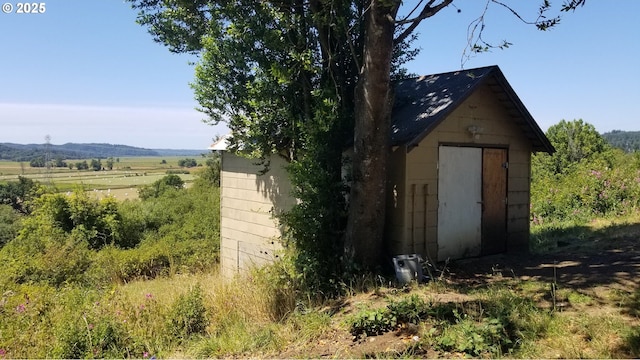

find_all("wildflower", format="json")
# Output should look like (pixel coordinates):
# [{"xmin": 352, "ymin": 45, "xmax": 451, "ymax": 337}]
[
  {"xmin": 88, "ymin": 324, "xmax": 94, "ymax": 330},
  {"xmin": 0, "ymin": 348, "xmax": 6, "ymax": 357},
  {"xmin": 143, "ymin": 352, "xmax": 149, "ymax": 358},
  {"xmin": 145, "ymin": 293, "xmax": 153, "ymax": 299},
  {"xmin": 15, "ymin": 304, "xmax": 25, "ymax": 313}
]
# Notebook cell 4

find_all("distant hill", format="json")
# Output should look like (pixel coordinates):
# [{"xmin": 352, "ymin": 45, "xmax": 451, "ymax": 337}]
[
  {"xmin": 0, "ymin": 143, "xmax": 206, "ymax": 162},
  {"xmin": 602, "ymin": 130, "xmax": 640, "ymax": 153},
  {"xmin": 153, "ymin": 149, "xmax": 206, "ymax": 157}
]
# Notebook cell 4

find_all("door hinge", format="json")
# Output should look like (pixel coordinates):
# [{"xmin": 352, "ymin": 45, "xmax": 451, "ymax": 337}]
[{"xmin": 502, "ymin": 162, "xmax": 509, "ymax": 169}]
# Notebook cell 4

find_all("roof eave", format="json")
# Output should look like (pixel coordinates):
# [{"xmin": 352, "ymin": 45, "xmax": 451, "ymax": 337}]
[
  {"xmin": 402, "ymin": 67, "xmax": 498, "ymax": 150},
  {"xmin": 490, "ymin": 68, "xmax": 555, "ymax": 154}
]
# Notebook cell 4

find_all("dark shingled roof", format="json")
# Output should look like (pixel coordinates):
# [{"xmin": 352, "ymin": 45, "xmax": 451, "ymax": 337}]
[{"xmin": 391, "ymin": 65, "xmax": 554, "ymax": 153}]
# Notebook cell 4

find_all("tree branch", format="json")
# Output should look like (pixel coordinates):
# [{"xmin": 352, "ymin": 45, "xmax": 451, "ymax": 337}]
[
  {"xmin": 394, "ymin": 0, "xmax": 453, "ymax": 45},
  {"xmin": 461, "ymin": 0, "xmax": 585, "ymax": 68},
  {"xmin": 561, "ymin": 0, "xmax": 586, "ymax": 11},
  {"xmin": 396, "ymin": 0, "xmax": 428, "ymax": 24}
]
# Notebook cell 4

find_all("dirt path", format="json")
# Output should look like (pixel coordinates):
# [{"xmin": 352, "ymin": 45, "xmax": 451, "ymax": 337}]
[
  {"xmin": 449, "ymin": 235, "xmax": 640, "ymax": 292},
  {"xmin": 277, "ymin": 233, "xmax": 640, "ymax": 358}
]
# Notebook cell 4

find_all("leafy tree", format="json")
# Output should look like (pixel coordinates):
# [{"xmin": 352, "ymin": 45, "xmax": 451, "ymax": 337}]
[
  {"xmin": 105, "ymin": 157, "xmax": 114, "ymax": 170},
  {"xmin": 76, "ymin": 160, "xmax": 89, "ymax": 170},
  {"xmin": 54, "ymin": 157, "xmax": 67, "ymax": 168},
  {"xmin": 178, "ymin": 158, "xmax": 197, "ymax": 168},
  {"xmin": 138, "ymin": 174, "xmax": 185, "ymax": 200},
  {"xmin": 30, "ymin": 156, "xmax": 45, "ymax": 168},
  {"xmin": 534, "ymin": 119, "xmax": 610, "ymax": 175},
  {"xmin": 19, "ymin": 190, "xmax": 126, "ymax": 250},
  {"xmin": 129, "ymin": 0, "xmax": 586, "ymax": 278},
  {"xmin": 195, "ymin": 152, "xmax": 221, "ymax": 188},
  {"xmin": 90, "ymin": 159, "xmax": 102, "ymax": 171},
  {"xmin": 0, "ymin": 176, "xmax": 39, "ymax": 215},
  {"xmin": 0, "ymin": 204, "xmax": 20, "ymax": 248}
]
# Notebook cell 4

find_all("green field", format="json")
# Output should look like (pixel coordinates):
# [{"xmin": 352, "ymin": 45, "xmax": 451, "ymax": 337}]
[{"xmin": 0, "ymin": 156, "xmax": 198, "ymax": 200}]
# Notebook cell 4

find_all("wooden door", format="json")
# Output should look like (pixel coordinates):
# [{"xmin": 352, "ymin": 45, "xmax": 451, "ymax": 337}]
[
  {"xmin": 437, "ymin": 146, "xmax": 482, "ymax": 260},
  {"xmin": 481, "ymin": 148, "xmax": 508, "ymax": 255}
]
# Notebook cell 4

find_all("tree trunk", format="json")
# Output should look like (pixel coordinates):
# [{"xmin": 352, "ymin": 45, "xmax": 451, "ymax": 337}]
[{"xmin": 345, "ymin": 0, "xmax": 398, "ymax": 268}]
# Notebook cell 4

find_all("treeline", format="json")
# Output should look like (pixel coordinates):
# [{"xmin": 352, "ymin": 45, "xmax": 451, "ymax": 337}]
[
  {"xmin": 0, "ymin": 142, "xmax": 160, "ymax": 161},
  {"xmin": 602, "ymin": 130, "xmax": 640, "ymax": 153}
]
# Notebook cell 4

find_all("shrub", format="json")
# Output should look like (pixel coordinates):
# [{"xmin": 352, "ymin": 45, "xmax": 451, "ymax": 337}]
[
  {"xmin": 0, "ymin": 204, "xmax": 20, "ymax": 248},
  {"xmin": 166, "ymin": 285, "xmax": 209, "ymax": 340},
  {"xmin": 350, "ymin": 295, "xmax": 430, "ymax": 336},
  {"xmin": 436, "ymin": 310, "xmax": 512, "ymax": 357},
  {"xmin": 350, "ymin": 307, "xmax": 397, "ymax": 336},
  {"xmin": 54, "ymin": 316, "xmax": 130, "ymax": 359},
  {"xmin": 0, "ymin": 226, "xmax": 93, "ymax": 287},
  {"xmin": 52, "ymin": 290, "xmax": 132, "ymax": 359},
  {"xmin": 178, "ymin": 158, "xmax": 198, "ymax": 168},
  {"xmin": 138, "ymin": 174, "xmax": 185, "ymax": 200},
  {"xmin": 387, "ymin": 294, "xmax": 430, "ymax": 324},
  {"xmin": 532, "ymin": 154, "xmax": 640, "ymax": 225},
  {"xmin": 166, "ymin": 169, "xmax": 190, "ymax": 174}
]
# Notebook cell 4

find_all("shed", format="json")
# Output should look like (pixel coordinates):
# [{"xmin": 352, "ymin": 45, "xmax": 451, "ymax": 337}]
[{"xmin": 213, "ymin": 65, "xmax": 554, "ymax": 276}]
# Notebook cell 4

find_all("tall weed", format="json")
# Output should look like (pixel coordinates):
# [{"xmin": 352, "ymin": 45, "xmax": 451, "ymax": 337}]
[{"xmin": 166, "ymin": 285, "xmax": 209, "ymax": 340}]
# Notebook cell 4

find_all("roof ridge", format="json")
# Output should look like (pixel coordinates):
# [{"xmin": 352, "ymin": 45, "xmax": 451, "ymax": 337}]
[{"xmin": 397, "ymin": 65, "xmax": 499, "ymax": 81}]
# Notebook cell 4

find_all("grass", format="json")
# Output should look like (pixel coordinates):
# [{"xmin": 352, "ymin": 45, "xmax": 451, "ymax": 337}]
[
  {"xmin": 0, "ymin": 156, "xmax": 191, "ymax": 176},
  {"xmin": 2, "ymin": 257, "xmax": 640, "ymax": 358},
  {"xmin": 530, "ymin": 211, "xmax": 640, "ymax": 253},
  {"xmin": 3, "ymin": 197, "xmax": 640, "ymax": 357},
  {"xmin": 0, "ymin": 157, "xmax": 197, "ymax": 201},
  {"xmin": 0, "ymin": 269, "xmax": 294, "ymax": 358}
]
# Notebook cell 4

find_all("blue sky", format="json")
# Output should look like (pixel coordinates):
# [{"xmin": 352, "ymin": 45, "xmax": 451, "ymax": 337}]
[{"xmin": 1, "ymin": 1, "xmax": 638, "ymax": 149}]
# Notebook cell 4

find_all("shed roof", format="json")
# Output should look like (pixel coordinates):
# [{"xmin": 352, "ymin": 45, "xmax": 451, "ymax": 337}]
[
  {"xmin": 391, "ymin": 65, "xmax": 554, "ymax": 153},
  {"xmin": 208, "ymin": 134, "xmax": 231, "ymax": 151}
]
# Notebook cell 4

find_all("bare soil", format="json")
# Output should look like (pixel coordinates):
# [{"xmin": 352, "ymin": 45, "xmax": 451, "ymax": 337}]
[{"xmin": 273, "ymin": 223, "xmax": 640, "ymax": 358}]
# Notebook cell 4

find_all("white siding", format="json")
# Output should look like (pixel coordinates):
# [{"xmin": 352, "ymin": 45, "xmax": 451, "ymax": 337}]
[{"xmin": 220, "ymin": 153, "xmax": 295, "ymax": 277}]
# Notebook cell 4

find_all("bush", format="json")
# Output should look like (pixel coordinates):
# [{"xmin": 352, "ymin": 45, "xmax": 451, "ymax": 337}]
[
  {"xmin": 388, "ymin": 294, "xmax": 430, "ymax": 324},
  {"xmin": 0, "ymin": 204, "xmax": 20, "ymax": 248},
  {"xmin": 166, "ymin": 169, "xmax": 190, "ymax": 175},
  {"xmin": 54, "ymin": 315, "xmax": 130, "ymax": 359},
  {"xmin": 166, "ymin": 285, "xmax": 209, "ymax": 340},
  {"xmin": 52, "ymin": 289, "xmax": 134, "ymax": 358},
  {"xmin": 436, "ymin": 311, "xmax": 512, "ymax": 357},
  {"xmin": 178, "ymin": 158, "xmax": 198, "ymax": 168},
  {"xmin": 138, "ymin": 174, "xmax": 185, "ymax": 200},
  {"xmin": 0, "ymin": 170, "xmax": 220, "ymax": 288},
  {"xmin": 0, "ymin": 226, "xmax": 93, "ymax": 287},
  {"xmin": 531, "ymin": 119, "xmax": 640, "ymax": 227},
  {"xmin": 350, "ymin": 295, "xmax": 430, "ymax": 336},
  {"xmin": 531, "ymin": 155, "xmax": 640, "ymax": 225},
  {"xmin": 350, "ymin": 307, "xmax": 397, "ymax": 336}
]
